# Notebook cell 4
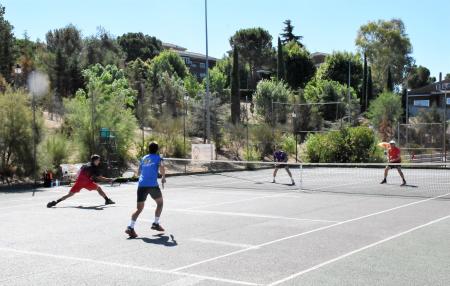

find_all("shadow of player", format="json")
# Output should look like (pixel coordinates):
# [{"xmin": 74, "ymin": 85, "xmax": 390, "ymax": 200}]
[
  {"xmin": 137, "ymin": 234, "xmax": 178, "ymax": 247},
  {"xmin": 59, "ymin": 205, "xmax": 114, "ymax": 210}
]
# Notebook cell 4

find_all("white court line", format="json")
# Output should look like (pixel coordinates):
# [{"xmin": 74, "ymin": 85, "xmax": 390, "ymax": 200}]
[
  {"xmin": 164, "ymin": 208, "xmax": 339, "ymax": 223},
  {"xmin": 170, "ymin": 192, "xmax": 450, "ymax": 272},
  {"xmin": 0, "ymin": 247, "xmax": 258, "ymax": 286},
  {"xmin": 191, "ymin": 238, "xmax": 257, "ymax": 249},
  {"xmin": 268, "ymin": 213, "xmax": 450, "ymax": 286},
  {"xmin": 186, "ymin": 193, "xmax": 289, "ymax": 210}
]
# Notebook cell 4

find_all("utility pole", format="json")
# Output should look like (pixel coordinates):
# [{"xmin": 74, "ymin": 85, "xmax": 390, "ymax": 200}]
[
  {"xmin": 204, "ymin": 0, "xmax": 211, "ymax": 159},
  {"xmin": 348, "ymin": 60, "xmax": 351, "ymax": 124}
]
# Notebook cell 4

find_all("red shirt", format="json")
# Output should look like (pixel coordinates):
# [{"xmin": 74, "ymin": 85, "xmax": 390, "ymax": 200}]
[{"xmin": 388, "ymin": 146, "xmax": 401, "ymax": 163}]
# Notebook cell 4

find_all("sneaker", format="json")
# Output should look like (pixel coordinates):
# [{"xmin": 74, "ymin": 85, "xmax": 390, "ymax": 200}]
[
  {"xmin": 380, "ymin": 179, "xmax": 387, "ymax": 184},
  {"xmin": 272, "ymin": 179, "xmax": 276, "ymax": 183},
  {"xmin": 47, "ymin": 201, "xmax": 57, "ymax": 208},
  {"xmin": 151, "ymin": 223, "xmax": 165, "ymax": 232},
  {"xmin": 125, "ymin": 227, "xmax": 138, "ymax": 238},
  {"xmin": 401, "ymin": 180, "xmax": 407, "ymax": 186},
  {"xmin": 291, "ymin": 181, "xmax": 296, "ymax": 186},
  {"xmin": 105, "ymin": 198, "xmax": 115, "ymax": 205}
]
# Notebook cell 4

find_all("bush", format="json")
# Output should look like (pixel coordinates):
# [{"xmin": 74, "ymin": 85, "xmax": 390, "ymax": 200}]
[
  {"xmin": 280, "ymin": 134, "xmax": 296, "ymax": 155},
  {"xmin": 243, "ymin": 146, "xmax": 261, "ymax": 161},
  {"xmin": 250, "ymin": 123, "xmax": 282, "ymax": 156},
  {"xmin": 38, "ymin": 133, "xmax": 69, "ymax": 172},
  {"xmin": 254, "ymin": 79, "xmax": 293, "ymax": 124},
  {"xmin": 0, "ymin": 88, "xmax": 43, "ymax": 176},
  {"xmin": 367, "ymin": 91, "xmax": 402, "ymax": 141},
  {"xmin": 302, "ymin": 126, "xmax": 382, "ymax": 163}
]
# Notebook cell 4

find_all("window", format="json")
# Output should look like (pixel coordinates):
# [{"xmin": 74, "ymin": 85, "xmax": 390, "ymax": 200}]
[
  {"xmin": 414, "ymin": 100, "xmax": 430, "ymax": 107},
  {"xmin": 447, "ymin": 97, "xmax": 450, "ymax": 105},
  {"xmin": 200, "ymin": 63, "xmax": 206, "ymax": 69},
  {"xmin": 182, "ymin": 57, "xmax": 191, "ymax": 65},
  {"xmin": 199, "ymin": 73, "xmax": 206, "ymax": 78},
  {"xmin": 191, "ymin": 63, "xmax": 197, "ymax": 68}
]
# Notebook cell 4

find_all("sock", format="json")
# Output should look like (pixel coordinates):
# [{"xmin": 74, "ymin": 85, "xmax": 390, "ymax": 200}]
[
  {"xmin": 154, "ymin": 217, "xmax": 160, "ymax": 224},
  {"xmin": 104, "ymin": 196, "xmax": 109, "ymax": 200},
  {"xmin": 128, "ymin": 220, "xmax": 136, "ymax": 229}
]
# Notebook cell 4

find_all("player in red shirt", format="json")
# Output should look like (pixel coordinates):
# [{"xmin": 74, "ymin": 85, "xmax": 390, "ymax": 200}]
[
  {"xmin": 46, "ymin": 155, "xmax": 116, "ymax": 207},
  {"xmin": 380, "ymin": 140, "xmax": 406, "ymax": 186}
]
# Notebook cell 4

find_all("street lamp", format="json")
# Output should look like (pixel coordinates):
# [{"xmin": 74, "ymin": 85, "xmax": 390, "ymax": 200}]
[
  {"xmin": 14, "ymin": 64, "xmax": 22, "ymax": 88},
  {"xmin": 27, "ymin": 71, "xmax": 49, "ymax": 195}
]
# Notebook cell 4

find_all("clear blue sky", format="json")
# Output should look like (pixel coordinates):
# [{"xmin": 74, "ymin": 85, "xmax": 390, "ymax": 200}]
[{"xmin": 2, "ymin": 0, "xmax": 449, "ymax": 78}]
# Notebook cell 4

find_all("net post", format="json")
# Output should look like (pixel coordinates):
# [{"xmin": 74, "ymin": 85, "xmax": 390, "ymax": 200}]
[{"xmin": 299, "ymin": 163, "xmax": 303, "ymax": 191}]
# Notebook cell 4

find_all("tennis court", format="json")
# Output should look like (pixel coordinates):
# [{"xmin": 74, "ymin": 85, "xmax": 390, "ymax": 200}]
[{"xmin": 0, "ymin": 164, "xmax": 449, "ymax": 285}]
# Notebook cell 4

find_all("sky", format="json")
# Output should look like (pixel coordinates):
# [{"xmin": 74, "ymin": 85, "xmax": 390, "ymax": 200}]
[{"xmin": 1, "ymin": 0, "xmax": 449, "ymax": 78}]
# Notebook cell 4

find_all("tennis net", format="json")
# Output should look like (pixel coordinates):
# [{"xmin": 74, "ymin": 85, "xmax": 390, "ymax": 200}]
[{"xmin": 163, "ymin": 158, "xmax": 450, "ymax": 198}]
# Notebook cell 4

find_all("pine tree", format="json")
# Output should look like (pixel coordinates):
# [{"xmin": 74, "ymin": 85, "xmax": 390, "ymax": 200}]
[
  {"xmin": 277, "ymin": 37, "xmax": 285, "ymax": 81},
  {"xmin": 231, "ymin": 46, "xmax": 240, "ymax": 124},
  {"xmin": 362, "ymin": 53, "xmax": 368, "ymax": 111},
  {"xmin": 280, "ymin": 19, "xmax": 303, "ymax": 46},
  {"xmin": 386, "ymin": 66, "xmax": 394, "ymax": 92},
  {"xmin": 0, "ymin": 5, "xmax": 15, "ymax": 82}
]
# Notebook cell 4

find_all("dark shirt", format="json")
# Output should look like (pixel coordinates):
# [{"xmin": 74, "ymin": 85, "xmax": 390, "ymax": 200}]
[
  {"xmin": 274, "ymin": 151, "xmax": 288, "ymax": 162},
  {"xmin": 77, "ymin": 163, "xmax": 100, "ymax": 183}
]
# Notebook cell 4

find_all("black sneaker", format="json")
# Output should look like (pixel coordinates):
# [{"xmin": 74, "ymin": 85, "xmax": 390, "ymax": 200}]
[
  {"xmin": 380, "ymin": 179, "xmax": 387, "ymax": 184},
  {"xmin": 401, "ymin": 180, "xmax": 407, "ymax": 186},
  {"xmin": 47, "ymin": 201, "xmax": 57, "ymax": 208},
  {"xmin": 105, "ymin": 198, "xmax": 115, "ymax": 205},
  {"xmin": 125, "ymin": 227, "xmax": 138, "ymax": 238},
  {"xmin": 151, "ymin": 223, "xmax": 165, "ymax": 232}
]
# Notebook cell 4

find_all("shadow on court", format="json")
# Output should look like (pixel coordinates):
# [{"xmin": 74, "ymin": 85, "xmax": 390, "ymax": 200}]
[
  {"xmin": 58, "ymin": 205, "xmax": 116, "ymax": 210},
  {"xmin": 135, "ymin": 234, "xmax": 178, "ymax": 247}
]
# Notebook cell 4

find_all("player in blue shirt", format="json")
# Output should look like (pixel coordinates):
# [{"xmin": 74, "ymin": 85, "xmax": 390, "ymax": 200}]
[
  {"xmin": 126, "ymin": 142, "xmax": 166, "ymax": 238},
  {"xmin": 272, "ymin": 148, "xmax": 295, "ymax": 185}
]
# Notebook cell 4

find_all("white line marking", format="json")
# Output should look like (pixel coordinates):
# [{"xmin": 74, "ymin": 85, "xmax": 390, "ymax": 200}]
[
  {"xmin": 191, "ymin": 238, "xmax": 257, "ymax": 249},
  {"xmin": 186, "ymin": 193, "xmax": 289, "ymax": 210},
  {"xmin": 268, "ymin": 213, "xmax": 450, "ymax": 286},
  {"xmin": 0, "ymin": 247, "xmax": 258, "ymax": 286},
  {"xmin": 166, "ymin": 208, "xmax": 339, "ymax": 223},
  {"xmin": 171, "ymin": 192, "xmax": 450, "ymax": 272}
]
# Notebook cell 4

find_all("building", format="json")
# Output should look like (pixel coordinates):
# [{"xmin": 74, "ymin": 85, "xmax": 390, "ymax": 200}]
[
  {"xmin": 311, "ymin": 52, "xmax": 328, "ymax": 68},
  {"xmin": 162, "ymin": 42, "xmax": 217, "ymax": 81},
  {"xmin": 407, "ymin": 79, "xmax": 450, "ymax": 120}
]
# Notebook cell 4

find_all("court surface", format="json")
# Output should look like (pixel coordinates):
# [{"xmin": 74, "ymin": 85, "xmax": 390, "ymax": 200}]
[{"xmin": 0, "ymin": 167, "xmax": 449, "ymax": 285}]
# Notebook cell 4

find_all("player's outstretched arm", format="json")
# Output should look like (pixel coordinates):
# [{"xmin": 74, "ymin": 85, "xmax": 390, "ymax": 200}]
[{"xmin": 160, "ymin": 162, "xmax": 166, "ymax": 184}]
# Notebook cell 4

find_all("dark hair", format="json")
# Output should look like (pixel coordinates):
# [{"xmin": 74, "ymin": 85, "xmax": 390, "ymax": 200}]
[
  {"xmin": 148, "ymin": 142, "xmax": 159, "ymax": 154},
  {"xmin": 91, "ymin": 154, "xmax": 101, "ymax": 162}
]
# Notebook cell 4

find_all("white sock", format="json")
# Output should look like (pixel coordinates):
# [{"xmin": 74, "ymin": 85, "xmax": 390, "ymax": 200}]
[
  {"xmin": 128, "ymin": 220, "xmax": 135, "ymax": 228},
  {"xmin": 154, "ymin": 217, "xmax": 160, "ymax": 224}
]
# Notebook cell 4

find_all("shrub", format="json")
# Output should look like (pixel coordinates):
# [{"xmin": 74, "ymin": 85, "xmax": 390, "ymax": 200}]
[
  {"xmin": 250, "ymin": 123, "xmax": 282, "ymax": 156},
  {"xmin": 367, "ymin": 91, "xmax": 402, "ymax": 141},
  {"xmin": 280, "ymin": 134, "xmax": 296, "ymax": 155},
  {"xmin": 302, "ymin": 126, "xmax": 382, "ymax": 163},
  {"xmin": 243, "ymin": 145, "xmax": 261, "ymax": 161},
  {"xmin": 254, "ymin": 79, "xmax": 293, "ymax": 124},
  {"xmin": 38, "ymin": 133, "xmax": 69, "ymax": 172}
]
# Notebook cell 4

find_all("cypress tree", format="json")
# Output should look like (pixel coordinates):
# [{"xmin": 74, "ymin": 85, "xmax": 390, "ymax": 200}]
[
  {"xmin": 362, "ymin": 53, "xmax": 368, "ymax": 111},
  {"xmin": 277, "ymin": 37, "xmax": 285, "ymax": 81},
  {"xmin": 367, "ymin": 67, "xmax": 374, "ymax": 102},
  {"xmin": 386, "ymin": 66, "xmax": 394, "ymax": 92},
  {"xmin": 231, "ymin": 46, "xmax": 240, "ymax": 124}
]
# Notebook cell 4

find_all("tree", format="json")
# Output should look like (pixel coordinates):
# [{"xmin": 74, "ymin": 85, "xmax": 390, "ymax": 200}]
[
  {"xmin": 283, "ymin": 41, "xmax": 315, "ymax": 89},
  {"xmin": 276, "ymin": 37, "xmax": 285, "ymax": 81},
  {"xmin": 254, "ymin": 79, "xmax": 293, "ymax": 124},
  {"xmin": 367, "ymin": 67, "xmax": 374, "ymax": 103},
  {"xmin": 64, "ymin": 64, "xmax": 137, "ymax": 161},
  {"xmin": 356, "ymin": 19, "xmax": 413, "ymax": 89},
  {"xmin": 149, "ymin": 50, "xmax": 188, "ymax": 88},
  {"xmin": 117, "ymin": 32, "xmax": 162, "ymax": 62},
  {"xmin": 280, "ymin": 19, "xmax": 303, "ymax": 46},
  {"xmin": 362, "ymin": 53, "xmax": 368, "ymax": 111},
  {"xmin": 386, "ymin": 66, "xmax": 394, "ymax": 92},
  {"xmin": 82, "ymin": 27, "xmax": 124, "ymax": 68},
  {"xmin": 153, "ymin": 72, "xmax": 186, "ymax": 117},
  {"xmin": 125, "ymin": 58, "xmax": 152, "ymax": 125},
  {"xmin": 445, "ymin": 73, "xmax": 450, "ymax": 81},
  {"xmin": 0, "ymin": 4, "xmax": 15, "ymax": 82},
  {"xmin": 215, "ymin": 55, "xmax": 249, "ymax": 89},
  {"xmin": 316, "ymin": 51, "xmax": 363, "ymax": 94},
  {"xmin": 367, "ymin": 92, "xmax": 402, "ymax": 141},
  {"xmin": 229, "ymin": 28, "xmax": 273, "ymax": 88},
  {"xmin": 0, "ymin": 88, "xmax": 42, "ymax": 175},
  {"xmin": 231, "ymin": 46, "xmax": 240, "ymax": 124},
  {"xmin": 407, "ymin": 65, "xmax": 435, "ymax": 89},
  {"xmin": 46, "ymin": 25, "xmax": 84, "ymax": 98},
  {"xmin": 304, "ymin": 79, "xmax": 359, "ymax": 121}
]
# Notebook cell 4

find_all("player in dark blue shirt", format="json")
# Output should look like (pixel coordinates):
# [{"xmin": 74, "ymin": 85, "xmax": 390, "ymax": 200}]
[
  {"xmin": 272, "ymin": 148, "xmax": 295, "ymax": 185},
  {"xmin": 126, "ymin": 142, "xmax": 166, "ymax": 238}
]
